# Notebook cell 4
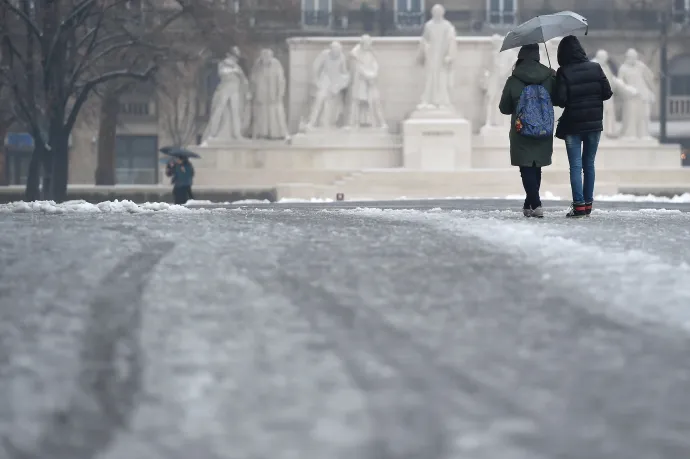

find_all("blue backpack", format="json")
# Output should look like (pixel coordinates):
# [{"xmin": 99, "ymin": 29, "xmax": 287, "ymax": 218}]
[{"xmin": 514, "ymin": 84, "xmax": 554, "ymax": 138}]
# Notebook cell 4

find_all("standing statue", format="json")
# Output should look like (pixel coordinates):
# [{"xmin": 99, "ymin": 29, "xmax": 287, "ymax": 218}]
[
  {"xmin": 250, "ymin": 48, "xmax": 289, "ymax": 140},
  {"xmin": 202, "ymin": 51, "xmax": 250, "ymax": 143},
  {"xmin": 618, "ymin": 48, "xmax": 655, "ymax": 140},
  {"xmin": 481, "ymin": 35, "xmax": 517, "ymax": 129},
  {"xmin": 347, "ymin": 35, "xmax": 387, "ymax": 129},
  {"xmin": 416, "ymin": 4, "xmax": 457, "ymax": 110},
  {"xmin": 592, "ymin": 49, "xmax": 636, "ymax": 138},
  {"xmin": 305, "ymin": 41, "xmax": 350, "ymax": 130}
]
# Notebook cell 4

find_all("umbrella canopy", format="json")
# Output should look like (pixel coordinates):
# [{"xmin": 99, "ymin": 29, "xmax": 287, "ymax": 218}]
[
  {"xmin": 159, "ymin": 146, "xmax": 201, "ymax": 159},
  {"xmin": 500, "ymin": 11, "xmax": 588, "ymax": 52}
]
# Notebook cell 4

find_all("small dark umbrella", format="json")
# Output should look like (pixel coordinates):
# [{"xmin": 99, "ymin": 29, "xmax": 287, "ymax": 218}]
[{"xmin": 159, "ymin": 146, "xmax": 201, "ymax": 159}]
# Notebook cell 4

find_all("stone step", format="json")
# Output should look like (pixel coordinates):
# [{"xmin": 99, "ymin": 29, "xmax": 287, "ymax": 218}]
[
  {"xmin": 276, "ymin": 180, "xmax": 621, "ymax": 201},
  {"xmin": 196, "ymin": 167, "xmax": 690, "ymax": 200},
  {"xmin": 192, "ymin": 169, "xmax": 355, "ymax": 187},
  {"xmin": 327, "ymin": 168, "xmax": 690, "ymax": 183}
]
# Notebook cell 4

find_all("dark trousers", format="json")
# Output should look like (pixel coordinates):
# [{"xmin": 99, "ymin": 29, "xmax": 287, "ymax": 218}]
[
  {"xmin": 519, "ymin": 165, "xmax": 542, "ymax": 209},
  {"xmin": 173, "ymin": 186, "xmax": 192, "ymax": 205}
]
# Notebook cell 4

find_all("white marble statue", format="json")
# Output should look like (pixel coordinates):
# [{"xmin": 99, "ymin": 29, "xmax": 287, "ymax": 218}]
[
  {"xmin": 305, "ymin": 41, "xmax": 351, "ymax": 130},
  {"xmin": 618, "ymin": 48, "xmax": 655, "ymax": 140},
  {"xmin": 347, "ymin": 35, "xmax": 387, "ymax": 129},
  {"xmin": 416, "ymin": 4, "xmax": 457, "ymax": 110},
  {"xmin": 591, "ymin": 49, "xmax": 636, "ymax": 138},
  {"xmin": 202, "ymin": 51, "xmax": 250, "ymax": 143},
  {"xmin": 250, "ymin": 48, "xmax": 289, "ymax": 140},
  {"xmin": 481, "ymin": 35, "xmax": 517, "ymax": 130},
  {"xmin": 591, "ymin": 49, "xmax": 619, "ymax": 137}
]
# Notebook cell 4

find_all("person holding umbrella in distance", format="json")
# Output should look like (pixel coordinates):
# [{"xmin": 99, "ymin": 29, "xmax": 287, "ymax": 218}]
[{"xmin": 161, "ymin": 146, "xmax": 199, "ymax": 205}]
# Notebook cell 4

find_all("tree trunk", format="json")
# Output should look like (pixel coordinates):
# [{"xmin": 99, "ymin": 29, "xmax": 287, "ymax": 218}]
[
  {"xmin": 50, "ymin": 132, "xmax": 70, "ymax": 203},
  {"xmin": 95, "ymin": 91, "xmax": 120, "ymax": 185},
  {"xmin": 0, "ymin": 125, "xmax": 8, "ymax": 187},
  {"xmin": 25, "ymin": 144, "xmax": 44, "ymax": 201}
]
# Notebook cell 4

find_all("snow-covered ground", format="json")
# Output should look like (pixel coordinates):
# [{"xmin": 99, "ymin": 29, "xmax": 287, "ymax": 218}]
[
  {"xmin": 1, "ymin": 204, "xmax": 690, "ymax": 458},
  {"xmin": 2, "ymin": 191, "xmax": 690, "ymax": 215}
]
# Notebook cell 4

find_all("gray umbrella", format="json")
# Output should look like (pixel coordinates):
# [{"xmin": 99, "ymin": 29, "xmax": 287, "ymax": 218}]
[{"xmin": 500, "ymin": 11, "xmax": 588, "ymax": 56}]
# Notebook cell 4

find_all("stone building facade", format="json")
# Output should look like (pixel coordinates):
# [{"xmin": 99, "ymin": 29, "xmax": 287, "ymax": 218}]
[{"xmin": 6, "ymin": 0, "xmax": 689, "ymax": 185}]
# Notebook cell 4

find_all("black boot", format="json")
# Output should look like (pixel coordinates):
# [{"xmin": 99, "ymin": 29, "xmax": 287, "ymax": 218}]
[
  {"xmin": 566, "ymin": 202, "xmax": 587, "ymax": 218},
  {"xmin": 585, "ymin": 202, "xmax": 593, "ymax": 216}
]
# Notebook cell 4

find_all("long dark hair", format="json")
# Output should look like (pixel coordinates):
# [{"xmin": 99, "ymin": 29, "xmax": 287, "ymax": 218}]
[{"xmin": 512, "ymin": 58, "xmax": 524, "ymax": 71}]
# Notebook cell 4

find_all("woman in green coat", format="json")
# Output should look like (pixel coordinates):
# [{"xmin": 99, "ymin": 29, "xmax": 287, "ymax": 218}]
[{"xmin": 499, "ymin": 43, "xmax": 556, "ymax": 218}]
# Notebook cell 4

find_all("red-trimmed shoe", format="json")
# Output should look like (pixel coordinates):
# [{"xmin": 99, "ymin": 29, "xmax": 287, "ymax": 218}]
[
  {"xmin": 585, "ymin": 202, "xmax": 593, "ymax": 216},
  {"xmin": 566, "ymin": 203, "xmax": 587, "ymax": 218}
]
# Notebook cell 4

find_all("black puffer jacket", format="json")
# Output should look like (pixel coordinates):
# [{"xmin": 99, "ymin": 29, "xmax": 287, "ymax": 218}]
[{"xmin": 553, "ymin": 35, "xmax": 613, "ymax": 139}]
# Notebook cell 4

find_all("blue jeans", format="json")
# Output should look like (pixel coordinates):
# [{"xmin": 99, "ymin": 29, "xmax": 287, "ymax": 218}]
[{"xmin": 565, "ymin": 132, "xmax": 601, "ymax": 204}]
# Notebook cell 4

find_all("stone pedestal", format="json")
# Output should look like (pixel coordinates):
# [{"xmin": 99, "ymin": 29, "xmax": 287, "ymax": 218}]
[
  {"xmin": 291, "ymin": 127, "xmax": 398, "ymax": 148},
  {"xmin": 476, "ymin": 124, "xmax": 511, "ymax": 147},
  {"xmin": 403, "ymin": 109, "xmax": 472, "ymax": 170}
]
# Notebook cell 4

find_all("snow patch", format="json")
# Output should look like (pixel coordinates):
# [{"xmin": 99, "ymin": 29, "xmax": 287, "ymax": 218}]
[
  {"xmin": 277, "ymin": 197, "xmax": 334, "ymax": 203},
  {"xmin": 594, "ymin": 208, "xmax": 683, "ymax": 215},
  {"xmin": 504, "ymin": 191, "xmax": 563, "ymax": 201},
  {"xmin": 595, "ymin": 193, "xmax": 690, "ymax": 203},
  {"xmin": 231, "ymin": 199, "xmax": 271, "ymax": 205},
  {"xmin": 0, "ymin": 200, "xmax": 195, "ymax": 214},
  {"xmin": 296, "ymin": 192, "xmax": 690, "ymax": 204},
  {"xmin": 341, "ymin": 207, "xmax": 690, "ymax": 329},
  {"xmin": 185, "ymin": 199, "xmax": 220, "ymax": 205}
]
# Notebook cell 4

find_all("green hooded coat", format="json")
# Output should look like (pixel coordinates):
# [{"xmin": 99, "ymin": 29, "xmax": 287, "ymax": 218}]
[{"xmin": 499, "ymin": 45, "xmax": 556, "ymax": 168}]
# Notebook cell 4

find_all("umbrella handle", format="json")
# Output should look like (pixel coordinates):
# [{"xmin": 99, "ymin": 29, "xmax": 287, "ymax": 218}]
[
  {"xmin": 585, "ymin": 25, "xmax": 588, "ymax": 35},
  {"xmin": 544, "ymin": 43, "xmax": 552, "ymax": 68}
]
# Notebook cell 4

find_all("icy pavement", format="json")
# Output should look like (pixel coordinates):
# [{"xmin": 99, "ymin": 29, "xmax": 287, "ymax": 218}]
[{"xmin": 2, "ymin": 202, "xmax": 690, "ymax": 459}]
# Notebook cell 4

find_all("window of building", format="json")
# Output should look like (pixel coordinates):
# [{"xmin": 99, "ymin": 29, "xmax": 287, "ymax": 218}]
[
  {"xmin": 668, "ymin": 54, "xmax": 690, "ymax": 120},
  {"xmin": 669, "ymin": 55, "xmax": 690, "ymax": 96},
  {"xmin": 488, "ymin": 0, "xmax": 516, "ymax": 26},
  {"xmin": 119, "ymin": 82, "xmax": 157, "ymax": 119},
  {"xmin": 119, "ymin": 101, "xmax": 152, "ymax": 117},
  {"xmin": 3, "ymin": 132, "xmax": 33, "ymax": 185},
  {"xmin": 673, "ymin": 0, "xmax": 689, "ymax": 23},
  {"xmin": 115, "ymin": 135, "xmax": 158, "ymax": 185},
  {"xmin": 302, "ymin": 0, "xmax": 331, "ymax": 27},
  {"xmin": 395, "ymin": 0, "xmax": 424, "ymax": 28},
  {"xmin": 670, "ymin": 75, "xmax": 690, "ymax": 96}
]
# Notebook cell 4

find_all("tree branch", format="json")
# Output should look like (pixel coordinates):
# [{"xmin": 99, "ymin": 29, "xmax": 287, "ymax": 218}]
[
  {"xmin": 0, "ymin": 0, "xmax": 42, "ymax": 40},
  {"xmin": 1, "ymin": 36, "xmax": 29, "ymax": 72},
  {"xmin": 66, "ymin": 65, "xmax": 157, "ymax": 130},
  {"xmin": 44, "ymin": 0, "xmax": 98, "ymax": 76}
]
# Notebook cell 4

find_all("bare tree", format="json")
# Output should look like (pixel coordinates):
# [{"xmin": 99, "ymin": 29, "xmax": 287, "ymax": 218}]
[
  {"xmin": 0, "ymin": 48, "xmax": 16, "ymax": 186},
  {"xmin": 92, "ymin": 0, "xmax": 255, "ymax": 186},
  {"xmin": 0, "ymin": 86, "xmax": 15, "ymax": 186},
  {"xmin": 93, "ymin": 0, "xmax": 204, "ymax": 186},
  {"xmin": 0, "ymin": 0, "xmax": 186, "ymax": 202},
  {"xmin": 158, "ymin": 62, "xmax": 201, "ymax": 148}
]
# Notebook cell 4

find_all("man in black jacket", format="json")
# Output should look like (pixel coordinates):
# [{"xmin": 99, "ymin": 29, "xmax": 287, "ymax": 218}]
[{"xmin": 554, "ymin": 35, "xmax": 613, "ymax": 218}]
